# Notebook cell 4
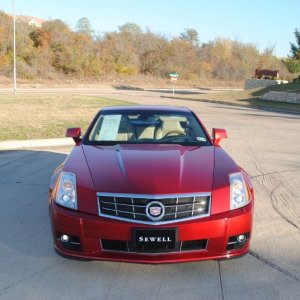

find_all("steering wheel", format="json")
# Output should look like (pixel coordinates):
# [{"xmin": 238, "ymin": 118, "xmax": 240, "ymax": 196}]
[{"xmin": 164, "ymin": 130, "xmax": 185, "ymax": 137}]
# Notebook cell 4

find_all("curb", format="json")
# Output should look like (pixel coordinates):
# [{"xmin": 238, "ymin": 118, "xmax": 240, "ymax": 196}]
[{"xmin": 0, "ymin": 137, "xmax": 74, "ymax": 150}]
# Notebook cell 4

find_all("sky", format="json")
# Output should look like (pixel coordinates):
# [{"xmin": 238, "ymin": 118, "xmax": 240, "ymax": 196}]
[{"xmin": 1, "ymin": 0, "xmax": 299, "ymax": 57}]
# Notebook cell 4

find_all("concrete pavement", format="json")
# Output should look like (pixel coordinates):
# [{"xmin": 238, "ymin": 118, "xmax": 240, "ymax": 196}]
[
  {"xmin": 0, "ymin": 138, "xmax": 73, "ymax": 150},
  {"xmin": 0, "ymin": 90, "xmax": 299, "ymax": 299}
]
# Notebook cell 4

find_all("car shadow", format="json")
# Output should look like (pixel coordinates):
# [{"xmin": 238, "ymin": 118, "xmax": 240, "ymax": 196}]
[
  {"xmin": 148, "ymin": 89, "xmax": 207, "ymax": 95},
  {"xmin": 209, "ymin": 105, "xmax": 300, "ymax": 120},
  {"xmin": 113, "ymin": 85, "xmax": 144, "ymax": 91},
  {"xmin": 160, "ymin": 95, "xmax": 300, "ymax": 116}
]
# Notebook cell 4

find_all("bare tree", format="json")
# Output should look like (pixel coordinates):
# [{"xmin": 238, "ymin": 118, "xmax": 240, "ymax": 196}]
[
  {"xmin": 76, "ymin": 17, "xmax": 94, "ymax": 38},
  {"xmin": 180, "ymin": 28, "xmax": 199, "ymax": 46}
]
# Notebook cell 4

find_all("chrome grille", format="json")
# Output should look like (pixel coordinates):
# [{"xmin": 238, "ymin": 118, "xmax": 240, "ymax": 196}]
[{"xmin": 97, "ymin": 193, "xmax": 211, "ymax": 225}]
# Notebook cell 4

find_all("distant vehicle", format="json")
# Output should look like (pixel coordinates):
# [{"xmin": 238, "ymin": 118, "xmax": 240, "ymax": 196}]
[{"xmin": 49, "ymin": 105, "xmax": 254, "ymax": 263}]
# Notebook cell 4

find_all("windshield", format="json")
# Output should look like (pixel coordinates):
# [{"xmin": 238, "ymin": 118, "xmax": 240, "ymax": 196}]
[{"xmin": 86, "ymin": 110, "xmax": 211, "ymax": 146}]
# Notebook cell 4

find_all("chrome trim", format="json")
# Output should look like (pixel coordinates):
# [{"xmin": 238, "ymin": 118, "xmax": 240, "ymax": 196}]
[
  {"xmin": 97, "ymin": 192, "xmax": 211, "ymax": 225},
  {"xmin": 179, "ymin": 241, "xmax": 183, "ymax": 252},
  {"xmin": 101, "ymin": 248, "xmax": 208, "ymax": 255},
  {"xmin": 101, "ymin": 201, "xmax": 205, "ymax": 208},
  {"xmin": 101, "ymin": 201, "xmax": 146, "ymax": 207},
  {"xmin": 98, "ymin": 192, "xmax": 211, "ymax": 199},
  {"xmin": 145, "ymin": 201, "xmax": 165, "ymax": 221},
  {"xmin": 131, "ymin": 197, "xmax": 136, "ymax": 219},
  {"xmin": 227, "ymin": 241, "xmax": 238, "ymax": 245},
  {"xmin": 175, "ymin": 197, "xmax": 178, "ymax": 219},
  {"xmin": 113, "ymin": 197, "xmax": 118, "ymax": 216},
  {"xmin": 101, "ymin": 207, "xmax": 145, "ymax": 216},
  {"xmin": 192, "ymin": 196, "xmax": 195, "ymax": 216}
]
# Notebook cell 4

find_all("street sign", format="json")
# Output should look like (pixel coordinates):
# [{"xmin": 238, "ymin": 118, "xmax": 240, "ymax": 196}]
[
  {"xmin": 169, "ymin": 72, "xmax": 179, "ymax": 96},
  {"xmin": 169, "ymin": 72, "xmax": 179, "ymax": 78}
]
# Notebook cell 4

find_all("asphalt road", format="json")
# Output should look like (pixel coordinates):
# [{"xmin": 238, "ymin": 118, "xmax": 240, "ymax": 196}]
[{"xmin": 0, "ymin": 89, "xmax": 300, "ymax": 300}]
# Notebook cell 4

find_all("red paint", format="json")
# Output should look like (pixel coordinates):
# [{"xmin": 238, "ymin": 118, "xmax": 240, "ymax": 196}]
[
  {"xmin": 212, "ymin": 128, "xmax": 227, "ymax": 146},
  {"xmin": 66, "ymin": 127, "xmax": 81, "ymax": 145}
]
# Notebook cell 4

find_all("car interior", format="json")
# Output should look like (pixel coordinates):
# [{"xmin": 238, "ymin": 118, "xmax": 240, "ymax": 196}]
[{"xmin": 89, "ymin": 113, "xmax": 206, "ymax": 143}]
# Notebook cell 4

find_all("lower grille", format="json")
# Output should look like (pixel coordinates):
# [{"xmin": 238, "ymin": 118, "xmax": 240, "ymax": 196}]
[
  {"xmin": 97, "ymin": 193, "xmax": 211, "ymax": 225},
  {"xmin": 101, "ymin": 239, "xmax": 208, "ymax": 253}
]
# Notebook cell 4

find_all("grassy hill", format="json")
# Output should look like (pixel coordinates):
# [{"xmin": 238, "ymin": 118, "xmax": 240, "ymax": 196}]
[
  {"xmin": 166, "ymin": 82, "xmax": 300, "ymax": 113},
  {"xmin": 252, "ymin": 82, "xmax": 300, "ymax": 95}
]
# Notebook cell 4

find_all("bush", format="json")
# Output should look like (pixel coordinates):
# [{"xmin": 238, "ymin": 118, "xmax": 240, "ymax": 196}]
[
  {"xmin": 284, "ymin": 58, "xmax": 300, "ymax": 74},
  {"xmin": 292, "ymin": 75, "xmax": 300, "ymax": 82}
]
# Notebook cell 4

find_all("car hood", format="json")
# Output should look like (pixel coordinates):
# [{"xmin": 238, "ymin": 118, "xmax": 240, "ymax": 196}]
[{"xmin": 82, "ymin": 144, "xmax": 215, "ymax": 194}]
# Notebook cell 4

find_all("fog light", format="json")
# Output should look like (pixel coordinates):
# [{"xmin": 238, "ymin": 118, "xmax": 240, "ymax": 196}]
[
  {"xmin": 60, "ymin": 234, "xmax": 70, "ymax": 243},
  {"xmin": 237, "ymin": 234, "xmax": 246, "ymax": 244}
]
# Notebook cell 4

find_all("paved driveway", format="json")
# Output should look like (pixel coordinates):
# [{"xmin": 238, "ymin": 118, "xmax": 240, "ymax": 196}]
[{"xmin": 0, "ymin": 90, "xmax": 299, "ymax": 299}]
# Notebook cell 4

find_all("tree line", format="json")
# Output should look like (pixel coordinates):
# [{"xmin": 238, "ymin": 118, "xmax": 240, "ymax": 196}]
[
  {"xmin": 0, "ymin": 11, "xmax": 296, "ymax": 82},
  {"xmin": 284, "ymin": 29, "xmax": 300, "ymax": 76}
]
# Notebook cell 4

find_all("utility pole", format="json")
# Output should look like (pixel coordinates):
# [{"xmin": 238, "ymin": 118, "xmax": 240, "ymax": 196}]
[{"xmin": 12, "ymin": 0, "xmax": 17, "ymax": 94}]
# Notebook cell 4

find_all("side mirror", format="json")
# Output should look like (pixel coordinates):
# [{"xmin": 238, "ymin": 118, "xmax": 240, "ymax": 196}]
[
  {"xmin": 66, "ymin": 127, "xmax": 82, "ymax": 145},
  {"xmin": 212, "ymin": 128, "xmax": 227, "ymax": 146}
]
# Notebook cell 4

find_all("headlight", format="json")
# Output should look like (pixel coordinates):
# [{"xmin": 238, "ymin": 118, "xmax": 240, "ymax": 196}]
[
  {"xmin": 55, "ymin": 172, "xmax": 77, "ymax": 210},
  {"xmin": 229, "ymin": 172, "xmax": 250, "ymax": 210}
]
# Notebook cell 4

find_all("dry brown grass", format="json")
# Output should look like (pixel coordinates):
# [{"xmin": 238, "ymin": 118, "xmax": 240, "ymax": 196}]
[
  {"xmin": 0, "ymin": 94, "xmax": 133, "ymax": 141},
  {"xmin": 0, "ymin": 74, "xmax": 244, "ymax": 90}
]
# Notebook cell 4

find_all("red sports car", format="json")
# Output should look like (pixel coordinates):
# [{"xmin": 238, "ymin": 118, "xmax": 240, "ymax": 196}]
[{"xmin": 49, "ymin": 105, "xmax": 254, "ymax": 263}]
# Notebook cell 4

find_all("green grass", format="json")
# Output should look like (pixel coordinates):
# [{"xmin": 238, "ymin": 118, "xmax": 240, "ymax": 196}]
[
  {"xmin": 1, "ymin": 83, "xmax": 299, "ymax": 142},
  {"xmin": 165, "ymin": 82, "xmax": 300, "ymax": 113},
  {"xmin": 0, "ymin": 94, "xmax": 134, "ymax": 141},
  {"xmin": 252, "ymin": 81, "xmax": 300, "ymax": 94}
]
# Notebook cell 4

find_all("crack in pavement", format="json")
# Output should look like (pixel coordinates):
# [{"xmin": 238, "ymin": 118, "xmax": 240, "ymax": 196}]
[
  {"xmin": 0, "ymin": 181, "xmax": 46, "ymax": 187},
  {"xmin": 0, "ymin": 261, "xmax": 63, "ymax": 296},
  {"xmin": 218, "ymin": 261, "xmax": 225, "ymax": 300},
  {"xmin": 247, "ymin": 153, "xmax": 300, "ymax": 282},
  {"xmin": 251, "ymin": 167, "xmax": 300, "ymax": 229},
  {"xmin": 249, "ymin": 250, "xmax": 299, "ymax": 282},
  {"xmin": 251, "ymin": 159, "xmax": 264, "ymax": 179},
  {"xmin": 0, "ymin": 152, "xmax": 37, "ymax": 168},
  {"xmin": 103, "ymin": 262, "xmax": 121, "ymax": 300},
  {"xmin": 251, "ymin": 169, "xmax": 300, "ymax": 180},
  {"xmin": 271, "ymin": 177, "xmax": 300, "ymax": 230}
]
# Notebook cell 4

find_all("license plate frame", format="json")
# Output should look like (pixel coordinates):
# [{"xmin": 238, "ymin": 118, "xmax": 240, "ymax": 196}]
[{"xmin": 132, "ymin": 228, "xmax": 177, "ymax": 252}]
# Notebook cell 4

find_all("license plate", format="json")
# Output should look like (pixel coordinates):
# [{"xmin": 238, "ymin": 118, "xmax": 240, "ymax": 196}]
[{"xmin": 133, "ymin": 228, "xmax": 177, "ymax": 252}]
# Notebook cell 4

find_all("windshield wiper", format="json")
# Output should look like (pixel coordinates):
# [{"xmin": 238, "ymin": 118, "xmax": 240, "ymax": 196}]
[{"xmin": 160, "ymin": 136, "xmax": 206, "ymax": 145}]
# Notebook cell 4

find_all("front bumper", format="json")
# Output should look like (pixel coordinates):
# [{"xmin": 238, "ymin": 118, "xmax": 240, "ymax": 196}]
[{"xmin": 49, "ymin": 202, "xmax": 253, "ymax": 263}]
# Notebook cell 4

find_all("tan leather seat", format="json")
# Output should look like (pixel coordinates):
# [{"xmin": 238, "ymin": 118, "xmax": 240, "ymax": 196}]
[
  {"xmin": 116, "ymin": 116, "xmax": 135, "ymax": 141},
  {"xmin": 156, "ymin": 119, "xmax": 185, "ymax": 139},
  {"xmin": 136, "ymin": 126, "xmax": 156, "ymax": 139}
]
